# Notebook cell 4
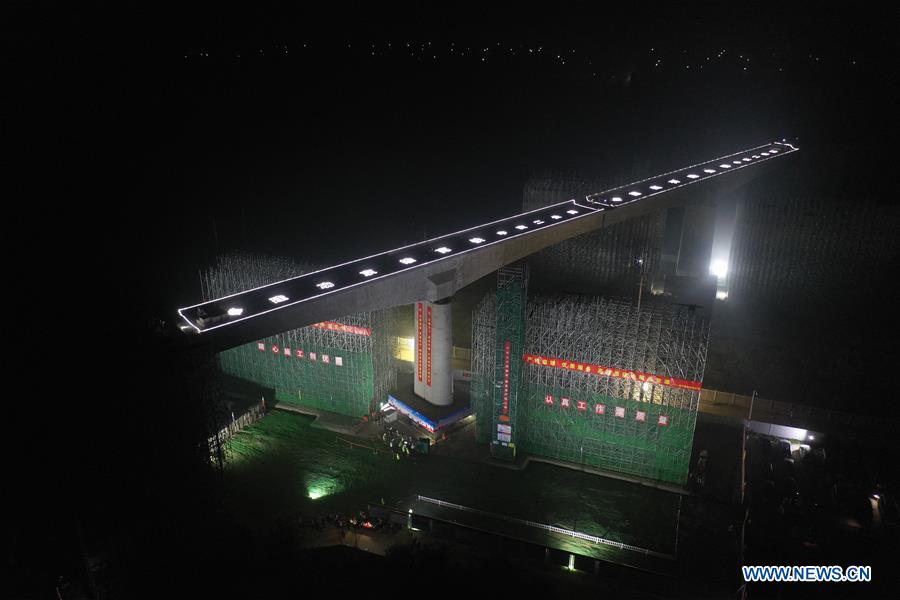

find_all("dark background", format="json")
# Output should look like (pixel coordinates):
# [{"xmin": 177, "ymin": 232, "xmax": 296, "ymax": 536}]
[{"xmin": 6, "ymin": 2, "xmax": 898, "ymax": 597}]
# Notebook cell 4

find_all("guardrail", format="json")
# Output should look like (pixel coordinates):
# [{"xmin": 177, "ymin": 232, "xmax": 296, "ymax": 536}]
[
  {"xmin": 698, "ymin": 388, "xmax": 897, "ymax": 434},
  {"xmin": 416, "ymin": 495, "xmax": 674, "ymax": 560}
]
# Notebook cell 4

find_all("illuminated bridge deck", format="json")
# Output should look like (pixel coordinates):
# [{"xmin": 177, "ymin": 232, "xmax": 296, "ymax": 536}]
[{"xmin": 177, "ymin": 141, "xmax": 797, "ymax": 348}]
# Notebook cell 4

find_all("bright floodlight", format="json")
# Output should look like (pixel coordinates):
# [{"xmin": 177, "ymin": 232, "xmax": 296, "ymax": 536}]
[
  {"xmin": 434, "ymin": 246, "xmax": 452, "ymax": 254},
  {"xmin": 227, "ymin": 307, "xmax": 244, "ymax": 316},
  {"xmin": 742, "ymin": 157, "xmax": 751, "ymax": 162},
  {"xmin": 703, "ymin": 168, "xmax": 715, "ymax": 173},
  {"xmin": 628, "ymin": 191, "xmax": 642, "ymax": 197},
  {"xmin": 533, "ymin": 219, "xmax": 544, "ymax": 225},
  {"xmin": 496, "ymin": 230, "xmax": 508, "ymax": 236},
  {"xmin": 649, "ymin": 185, "xmax": 662, "ymax": 191},
  {"xmin": 710, "ymin": 259, "xmax": 728, "ymax": 279},
  {"xmin": 566, "ymin": 209, "xmax": 578, "ymax": 215},
  {"xmin": 761, "ymin": 151, "xmax": 770, "ymax": 156},
  {"xmin": 769, "ymin": 148, "xmax": 779, "ymax": 153},
  {"xmin": 269, "ymin": 294, "xmax": 289, "ymax": 304},
  {"xmin": 686, "ymin": 173, "xmax": 699, "ymax": 179},
  {"xmin": 514, "ymin": 224, "xmax": 528, "ymax": 230},
  {"xmin": 732, "ymin": 160, "xmax": 741, "ymax": 164},
  {"xmin": 719, "ymin": 163, "xmax": 731, "ymax": 168},
  {"xmin": 316, "ymin": 281, "xmax": 335, "ymax": 290},
  {"xmin": 469, "ymin": 237, "xmax": 485, "ymax": 244},
  {"xmin": 359, "ymin": 269, "xmax": 377, "ymax": 277},
  {"xmin": 752, "ymin": 155, "xmax": 760, "ymax": 159},
  {"xmin": 550, "ymin": 214, "xmax": 562, "ymax": 219},
  {"xmin": 667, "ymin": 179, "xmax": 680, "ymax": 184},
  {"xmin": 399, "ymin": 257, "xmax": 416, "ymax": 265}
]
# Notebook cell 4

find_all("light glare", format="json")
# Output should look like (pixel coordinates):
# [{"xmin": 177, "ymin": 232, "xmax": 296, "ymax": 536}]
[
  {"xmin": 710, "ymin": 260, "xmax": 728, "ymax": 279},
  {"xmin": 269, "ymin": 295, "xmax": 289, "ymax": 304}
]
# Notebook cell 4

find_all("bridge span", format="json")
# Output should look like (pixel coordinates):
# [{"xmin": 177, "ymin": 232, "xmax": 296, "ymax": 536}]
[{"xmin": 177, "ymin": 141, "xmax": 797, "ymax": 354}]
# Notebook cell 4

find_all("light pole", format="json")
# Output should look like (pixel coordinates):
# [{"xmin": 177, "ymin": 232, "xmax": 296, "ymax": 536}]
[{"xmin": 636, "ymin": 257, "xmax": 646, "ymax": 311}]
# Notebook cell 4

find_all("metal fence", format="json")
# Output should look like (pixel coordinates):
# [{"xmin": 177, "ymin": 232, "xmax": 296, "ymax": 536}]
[{"xmin": 416, "ymin": 495, "xmax": 674, "ymax": 560}]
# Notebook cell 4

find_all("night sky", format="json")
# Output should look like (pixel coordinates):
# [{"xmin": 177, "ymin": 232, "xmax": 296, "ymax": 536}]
[
  {"xmin": 7, "ymin": 4, "xmax": 899, "ymax": 597},
  {"xmin": 11, "ymin": 3, "xmax": 895, "ymax": 323}
]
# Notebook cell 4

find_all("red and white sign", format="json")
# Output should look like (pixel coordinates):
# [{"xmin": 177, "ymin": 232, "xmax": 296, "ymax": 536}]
[
  {"xmin": 310, "ymin": 352, "xmax": 317, "ymax": 361},
  {"xmin": 335, "ymin": 356, "xmax": 343, "ymax": 367},
  {"xmin": 594, "ymin": 403, "xmax": 606, "ymax": 415},
  {"xmin": 615, "ymin": 406, "xmax": 625, "ymax": 418},
  {"xmin": 257, "ymin": 342, "xmax": 265, "ymax": 351},
  {"xmin": 311, "ymin": 321, "xmax": 371, "ymax": 336},
  {"xmin": 295, "ymin": 349, "xmax": 304, "ymax": 358},
  {"xmin": 426, "ymin": 305, "xmax": 432, "ymax": 387},
  {"xmin": 284, "ymin": 347, "xmax": 291, "ymax": 356},
  {"xmin": 561, "ymin": 397, "xmax": 571, "ymax": 408},
  {"xmin": 636, "ymin": 410, "xmax": 646, "ymax": 422},
  {"xmin": 576, "ymin": 400, "xmax": 587, "ymax": 411},
  {"xmin": 523, "ymin": 353, "xmax": 702, "ymax": 391},
  {"xmin": 322, "ymin": 354, "xmax": 330, "ymax": 364},
  {"xmin": 544, "ymin": 394, "xmax": 554, "ymax": 405},
  {"xmin": 271, "ymin": 344, "xmax": 280, "ymax": 354},
  {"xmin": 502, "ymin": 340, "xmax": 511, "ymax": 416},
  {"xmin": 417, "ymin": 303, "xmax": 423, "ymax": 382},
  {"xmin": 658, "ymin": 415, "xmax": 669, "ymax": 426}
]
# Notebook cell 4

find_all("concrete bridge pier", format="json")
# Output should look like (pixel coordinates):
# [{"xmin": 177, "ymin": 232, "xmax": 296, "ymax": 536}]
[{"xmin": 413, "ymin": 299, "xmax": 453, "ymax": 406}]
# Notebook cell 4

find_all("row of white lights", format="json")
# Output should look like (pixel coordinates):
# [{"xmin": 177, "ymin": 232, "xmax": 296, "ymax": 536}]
[
  {"xmin": 213, "ymin": 146, "xmax": 790, "ymax": 321},
  {"xmin": 596, "ymin": 147, "xmax": 779, "ymax": 205},
  {"xmin": 229, "ymin": 208, "xmax": 585, "ymax": 315}
]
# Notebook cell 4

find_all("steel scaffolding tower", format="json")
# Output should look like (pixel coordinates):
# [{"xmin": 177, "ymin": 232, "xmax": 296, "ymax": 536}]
[
  {"xmin": 472, "ymin": 288, "xmax": 708, "ymax": 484},
  {"xmin": 489, "ymin": 266, "xmax": 528, "ymax": 460},
  {"xmin": 201, "ymin": 254, "xmax": 397, "ymax": 418},
  {"xmin": 522, "ymin": 177, "xmax": 666, "ymax": 294}
]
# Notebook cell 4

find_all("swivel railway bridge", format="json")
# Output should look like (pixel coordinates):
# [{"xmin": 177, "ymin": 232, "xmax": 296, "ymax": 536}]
[{"xmin": 176, "ymin": 140, "xmax": 798, "ymax": 485}]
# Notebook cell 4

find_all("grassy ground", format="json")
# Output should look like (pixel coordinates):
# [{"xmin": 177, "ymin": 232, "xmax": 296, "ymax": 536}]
[{"xmin": 223, "ymin": 410, "xmax": 681, "ymax": 556}]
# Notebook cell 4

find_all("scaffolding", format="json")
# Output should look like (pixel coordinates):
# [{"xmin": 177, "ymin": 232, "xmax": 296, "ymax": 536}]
[
  {"xmin": 522, "ymin": 177, "xmax": 666, "ymax": 295},
  {"xmin": 488, "ymin": 267, "xmax": 528, "ymax": 459},
  {"xmin": 472, "ymin": 288, "xmax": 708, "ymax": 485},
  {"xmin": 728, "ymin": 192, "xmax": 897, "ymax": 303},
  {"xmin": 471, "ymin": 294, "xmax": 496, "ymax": 445},
  {"xmin": 201, "ymin": 253, "xmax": 397, "ymax": 418}
]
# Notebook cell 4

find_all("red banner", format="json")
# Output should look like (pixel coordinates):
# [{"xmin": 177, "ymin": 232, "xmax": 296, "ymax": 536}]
[
  {"xmin": 523, "ymin": 353, "xmax": 702, "ymax": 391},
  {"xmin": 502, "ymin": 340, "xmax": 511, "ymax": 416},
  {"xmin": 417, "ymin": 303, "xmax": 423, "ymax": 382},
  {"xmin": 311, "ymin": 321, "xmax": 371, "ymax": 336},
  {"xmin": 426, "ymin": 305, "xmax": 432, "ymax": 387}
]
